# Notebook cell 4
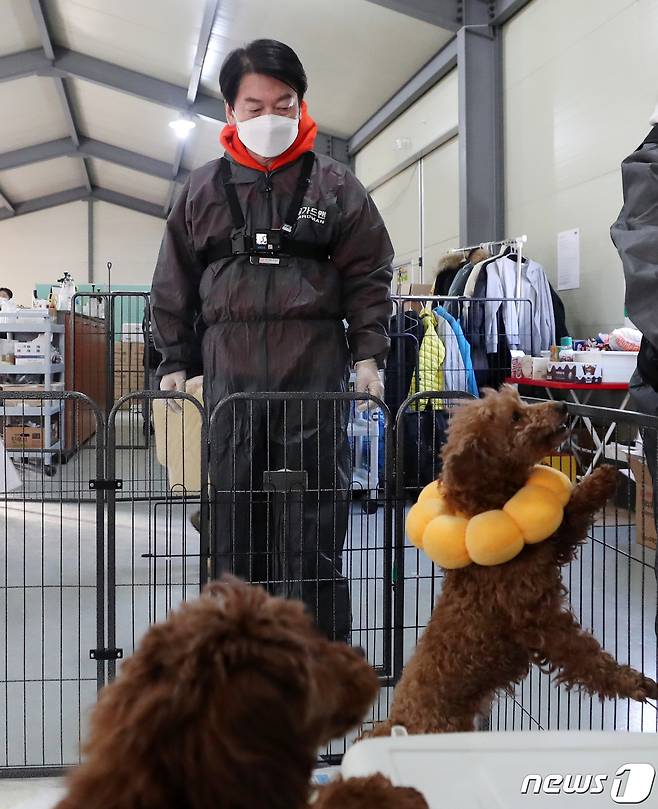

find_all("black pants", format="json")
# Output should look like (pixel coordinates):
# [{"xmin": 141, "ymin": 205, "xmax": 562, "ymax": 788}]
[
  {"xmin": 210, "ymin": 397, "xmax": 352, "ymax": 642},
  {"xmin": 629, "ymin": 370, "xmax": 658, "ymax": 635}
]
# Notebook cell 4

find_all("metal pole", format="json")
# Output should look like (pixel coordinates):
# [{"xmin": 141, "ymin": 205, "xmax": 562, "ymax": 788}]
[
  {"xmin": 458, "ymin": 1, "xmax": 504, "ymax": 245},
  {"xmin": 87, "ymin": 198, "xmax": 94, "ymax": 283}
]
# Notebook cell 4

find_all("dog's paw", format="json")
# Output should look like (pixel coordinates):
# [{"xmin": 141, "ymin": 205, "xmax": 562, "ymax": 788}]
[
  {"xmin": 632, "ymin": 675, "xmax": 658, "ymax": 702},
  {"xmin": 576, "ymin": 465, "xmax": 618, "ymax": 506}
]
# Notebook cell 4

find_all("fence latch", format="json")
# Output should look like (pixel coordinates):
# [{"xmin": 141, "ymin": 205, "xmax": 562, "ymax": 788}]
[
  {"xmin": 89, "ymin": 479, "xmax": 123, "ymax": 491},
  {"xmin": 90, "ymin": 648, "xmax": 124, "ymax": 661}
]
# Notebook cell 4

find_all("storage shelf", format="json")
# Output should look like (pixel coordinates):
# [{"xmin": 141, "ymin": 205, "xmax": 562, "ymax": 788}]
[
  {"xmin": 0, "ymin": 402, "xmax": 64, "ymax": 417},
  {"xmin": 0, "ymin": 363, "xmax": 64, "ymax": 374},
  {"xmin": 0, "ymin": 322, "xmax": 65, "ymax": 334}
]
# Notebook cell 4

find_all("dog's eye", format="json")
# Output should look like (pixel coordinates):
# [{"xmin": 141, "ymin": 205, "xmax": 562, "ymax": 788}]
[{"xmin": 512, "ymin": 410, "xmax": 522, "ymax": 423}]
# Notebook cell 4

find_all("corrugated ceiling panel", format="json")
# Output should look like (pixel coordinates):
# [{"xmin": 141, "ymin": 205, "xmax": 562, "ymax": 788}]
[
  {"xmin": 0, "ymin": 156, "xmax": 87, "ymax": 203},
  {"xmin": 88, "ymin": 158, "xmax": 169, "ymax": 206},
  {"xmin": 0, "ymin": 0, "xmax": 42, "ymax": 56},
  {"xmin": 200, "ymin": 0, "xmax": 452, "ymax": 137},
  {"xmin": 0, "ymin": 76, "xmax": 70, "ymax": 152},
  {"xmin": 44, "ymin": 0, "xmax": 207, "ymax": 88},
  {"xmin": 68, "ymin": 78, "xmax": 180, "ymax": 163}
]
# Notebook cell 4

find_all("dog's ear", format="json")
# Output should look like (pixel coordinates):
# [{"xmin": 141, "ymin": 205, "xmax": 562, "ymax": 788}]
[{"xmin": 306, "ymin": 639, "xmax": 379, "ymax": 744}]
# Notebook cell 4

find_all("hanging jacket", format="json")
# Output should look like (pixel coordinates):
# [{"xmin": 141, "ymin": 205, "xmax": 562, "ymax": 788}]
[
  {"xmin": 549, "ymin": 283, "xmax": 570, "ymax": 343},
  {"xmin": 434, "ymin": 305, "xmax": 478, "ymax": 396},
  {"xmin": 408, "ymin": 308, "xmax": 445, "ymax": 411},
  {"xmin": 386, "ymin": 312, "xmax": 423, "ymax": 415},
  {"xmin": 611, "ymin": 124, "xmax": 658, "ymax": 391},
  {"xmin": 435, "ymin": 311, "xmax": 468, "ymax": 394},
  {"xmin": 484, "ymin": 256, "xmax": 555, "ymax": 355}
]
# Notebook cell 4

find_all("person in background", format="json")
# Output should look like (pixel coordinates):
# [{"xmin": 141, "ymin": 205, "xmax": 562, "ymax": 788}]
[
  {"xmin": 150, "ymin": 39, "xmax": 393, "ymax": 641},
  {"xmin": 611, "ymin": 101, "xmax": 658, "ymax": 629},
  {"xmin": 0, "ymin": 288, "xmax": 13, "ymax": 301}
]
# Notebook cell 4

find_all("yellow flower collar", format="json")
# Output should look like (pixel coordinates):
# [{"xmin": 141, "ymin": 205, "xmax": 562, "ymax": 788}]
[{"xmin": 406, "ymin": 465, "xmax": 573, "ymax": 569}]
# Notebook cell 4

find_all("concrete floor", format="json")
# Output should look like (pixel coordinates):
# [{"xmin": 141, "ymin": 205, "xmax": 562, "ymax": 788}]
[
  {"xmin": 0, "ymin": 779, "xmax": 62, "ymax": 809},
  {"xmin": 0, "ymin": 413, "xmax": 656, "ymax": 774}
]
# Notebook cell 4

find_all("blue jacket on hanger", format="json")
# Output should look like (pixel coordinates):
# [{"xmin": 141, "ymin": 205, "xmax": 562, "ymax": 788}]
[{"xmin": 434, "ymin": 305, "xmax": 478, "ymax": 397}]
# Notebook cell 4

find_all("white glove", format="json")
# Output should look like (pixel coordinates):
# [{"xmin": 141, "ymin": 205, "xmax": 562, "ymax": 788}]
[
  {"xmin": 160, "ymin": 370, "xmax": 186, "ymax": 412},
  {"xmin": 355, "ymin": 358, "xmax": 384, "ymax": 412}
]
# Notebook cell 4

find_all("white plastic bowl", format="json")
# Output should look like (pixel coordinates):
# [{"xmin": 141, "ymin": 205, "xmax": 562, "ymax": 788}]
[{"xmin": 573, "ymin": 350, "xmax": 637, "ymax": 384}]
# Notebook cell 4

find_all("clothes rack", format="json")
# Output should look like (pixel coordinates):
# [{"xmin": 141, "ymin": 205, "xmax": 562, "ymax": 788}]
[{"xmin": 449, "ymin": 234, "xmax": 528, "ymax": 299}]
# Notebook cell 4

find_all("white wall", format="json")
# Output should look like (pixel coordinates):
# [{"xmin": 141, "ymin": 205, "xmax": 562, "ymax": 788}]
[
  {"xmin": 355, "ymin": 69, "xmax": 458, "ymax": 190},
  {"xmin": 504, "ymin": 0, "xmax": 658, "ymax": 337},
  {"xmin": 0, "ymin": 201, "xmax": 165, "ymax": 304},
  {"xmin": 356, "ymin": 73, "xmax": 460, "ymax": 285},
  {"xmin": 0, "ymin": 202, "xmax": 88, "ymax": 305},
  {"xmin": 93, "ymin": 202, "xmax": 164, "ymax": 287}
]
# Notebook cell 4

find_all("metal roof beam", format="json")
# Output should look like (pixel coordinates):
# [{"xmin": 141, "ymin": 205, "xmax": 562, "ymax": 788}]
[
  {"xmin": 165, "ymin": 0, "xmax": 220, "ymax": 215},
  {"xmin": 29, "ymin": 0, "xmax": 55, "ymax": 60},
  {"xmin": 0, "ymin": 186, "xmax": 89, "ymax": 222},
  {"xmin": 491, "ymin": 0, "xmax": 534, "ymax": 26},
  {"xmin": 188, "ymin": 0, "xmax": 219, "ymax": 105},
  {"xmin": 1, "ymin": 48, "xmax": 349, "ymax": 168},
  {"xmin": 363, "ymin": 0, "xmax": 460, "ymax": 30},
  {"xmin": 0, "ymin": 138, "xmax": 190, "ymax": 183},
  {"xmin": 91, "ymin": 188, "xmax": 165, "ymax": 219},
  {"xmin": 0, "ymin": 187, "xmax": 166, "ymax": 222},
  {"xmin": 0, "ymin": 48, "xmax": 50, "ymax": 82},
  {"xmin": 0, "ymin": 138, "xmax": 75, "ymax": 171},
  {"xmin": 29, "ymin": 0, "xmax": 92, "ymax": 192},
  {"xmin": 348, "ymin": 38, "xmax": 457, "ymax": 155},
  {"xmin": 78, "ymin": 138, "xmax": 189, "ymax": 183},
  {"xmin": 0, "ymin": 188, "xmax": 15, "ymax": 215},
  {"xmin": 51, "ymin": 47, "xmax": 224, "ymax": 122}
]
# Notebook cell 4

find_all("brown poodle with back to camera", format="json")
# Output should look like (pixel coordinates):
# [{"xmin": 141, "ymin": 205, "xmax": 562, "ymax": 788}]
[
  {"xmin": 372, "ymin": 385, "xmax": 657, "ymax": 736},
  {"xmin": 55, "ymin": 576, "xmax": 428, "ymax": 809}
]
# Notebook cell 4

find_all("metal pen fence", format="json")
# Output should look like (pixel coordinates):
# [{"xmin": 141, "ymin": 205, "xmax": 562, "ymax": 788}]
[
  {"xmin": 393, "ymin": 391, "xmax": 658, "ymax": 734},
  {"xmin": 0, "ymin": 349, "xmax": 657, "ymax": 775},
  {"xmin": 0, "ymin": 391, "xmax": 105, "ymax": 776}
]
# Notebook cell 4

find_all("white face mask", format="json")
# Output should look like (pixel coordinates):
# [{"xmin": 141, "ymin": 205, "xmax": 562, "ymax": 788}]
[{"xmin": 235, "ymin": 113, "xmax": 299, "ymax": 158}]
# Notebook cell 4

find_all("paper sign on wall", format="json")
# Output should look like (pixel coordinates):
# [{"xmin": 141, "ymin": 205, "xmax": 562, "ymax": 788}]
[{"xmin": 557, "ymin": 228, "xmax": 580, "ymax": 291}]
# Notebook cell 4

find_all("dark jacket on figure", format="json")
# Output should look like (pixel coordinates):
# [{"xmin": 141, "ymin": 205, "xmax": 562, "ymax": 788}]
[
  {"xmin": 150, "ymin": 152, "xmax": 394, "ymax": 410},
  {"xmin": 611, "ymin": 124, "xmax": 658, "ymax": 391}
]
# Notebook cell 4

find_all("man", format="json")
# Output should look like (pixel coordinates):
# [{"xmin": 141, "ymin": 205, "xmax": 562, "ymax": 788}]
[
  {"xmin": 150, "ymin": 40, "xmax": 393, "ymax": 640},
  {"xmin": 611, "ymin": 102, "xmax": 658, "ymax": 629}
]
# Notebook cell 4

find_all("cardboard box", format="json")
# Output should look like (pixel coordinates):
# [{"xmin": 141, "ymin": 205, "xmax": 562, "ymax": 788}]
[
  {"xmin": 4, "ymin": 420, "xmax": 59, "ymax": 450},
  {"xmin": 114, "ymin": 342, "xmax": 144, "ymax": 369},
  {"xmin": 14, "ymin": 335, "xmax": 51, "ymax": 365},
  {"xmin": 547, "ymin": 361, "xmax": 603, "ymax": 384},
  {"xmin": 402, "ymin": 283, "xmax": 434, "ymax": 313},
  {"xmin": 629, "ymin": 454, "xmax": 657, "ymax": 550},
  {"xmin": 121, "ymin": 322, "xmax": 145, "ymax": 343}
]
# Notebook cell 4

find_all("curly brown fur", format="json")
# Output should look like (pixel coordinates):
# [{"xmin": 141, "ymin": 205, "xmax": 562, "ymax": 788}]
[
  {"xmin": 56, "ymin": 577, "xmax": 382, "ymax": 809},
  {"xmin": 372, "ymin": 386, "xmax": 657, "ymax": 736},
  {"xmin": 315, "ymin": 775, "xmax": 428, "ymax": 809}
]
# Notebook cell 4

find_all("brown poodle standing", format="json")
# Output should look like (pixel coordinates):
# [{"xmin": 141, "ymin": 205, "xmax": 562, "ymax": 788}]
[
  {"xmin": 56, "ymin": 577, "xmax": 427, "ymax": 809},
  {"xmin": 374, "ymin": 386, "xmax": 657, "ymax": 735}
]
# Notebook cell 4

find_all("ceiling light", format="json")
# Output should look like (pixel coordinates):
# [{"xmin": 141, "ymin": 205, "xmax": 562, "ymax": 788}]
[{"xmin": 169, "ymin": 117, "xmax": 196, "ymax": 139}]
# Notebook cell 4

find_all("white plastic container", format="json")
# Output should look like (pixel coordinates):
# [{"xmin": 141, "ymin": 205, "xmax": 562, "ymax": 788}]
[
  {"xmin": 573, "ymin": 350, "xmax": 637, "ymax": 383},
  {"xmin": 342, "ymin": 731, "xmax": 658, "ymax": 808}
]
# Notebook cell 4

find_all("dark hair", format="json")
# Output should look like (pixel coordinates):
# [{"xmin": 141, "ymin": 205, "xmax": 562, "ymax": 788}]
[
  {"xmin": 219, "ymin": 39, "xmax": 307, "ymax": 108},
  {"xmin": 0, "ymin": 287, "xmax": 12, "ymax": 299}
]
